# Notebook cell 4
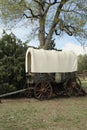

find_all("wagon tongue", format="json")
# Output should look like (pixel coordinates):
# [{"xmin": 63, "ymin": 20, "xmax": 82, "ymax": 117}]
[{"xmin": 0, "ymin": 88, "xmax": 28, "ymax": 98}]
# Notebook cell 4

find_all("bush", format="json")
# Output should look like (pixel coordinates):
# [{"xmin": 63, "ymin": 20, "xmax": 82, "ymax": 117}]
[{"xmin": 0, "ymin": 32, "xmax": 28, "ymax": 95}]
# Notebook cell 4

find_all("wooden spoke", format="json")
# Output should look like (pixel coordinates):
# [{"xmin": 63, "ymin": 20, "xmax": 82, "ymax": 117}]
[
  {"xmin": 23, "ymin": 83, "xmax": 34, "ymax": 98},
  {"xmin": 34, "ymin": 81, "xmax": 52, "ymax": 100},
  {"xmin": 24, "ymin": 88, "xmax": 34, "ymax": 98},
  {"xmin": 64, "ymin": 76, "xmax": 83, "ymax": 97}
]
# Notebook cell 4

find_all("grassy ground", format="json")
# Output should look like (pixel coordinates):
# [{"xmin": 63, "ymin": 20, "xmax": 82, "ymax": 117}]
[
  {"xmin": 0, "ymin": 80, "xmax": 87, "ymax": 130},
  {"xmin": 0, "ymin": 96, "xmax": 87, "ymax": 130}
]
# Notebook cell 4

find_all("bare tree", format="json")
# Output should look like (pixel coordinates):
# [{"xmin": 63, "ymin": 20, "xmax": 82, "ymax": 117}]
[{"xmin": 0, "ymin": 0, "xmax": 87, "ymax": 49}]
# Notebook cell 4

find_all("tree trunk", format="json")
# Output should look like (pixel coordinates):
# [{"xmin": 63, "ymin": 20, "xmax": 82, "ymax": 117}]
[
  {"xmin": 39, "ymin": 16, "xmax": 45, "ymax": 48},
  {"xmin": 38, "ymin": 0, "xmax": 45, "ymax": 49}
]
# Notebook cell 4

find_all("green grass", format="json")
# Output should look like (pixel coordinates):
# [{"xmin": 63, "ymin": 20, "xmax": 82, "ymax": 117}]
[{"xmin": 0, "ymin": 97, "xmax": 87, "ymax": 130}]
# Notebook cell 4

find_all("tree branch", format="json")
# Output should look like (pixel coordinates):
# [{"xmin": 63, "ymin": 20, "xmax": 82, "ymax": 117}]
[
  {"xmin": 46, "ymin": 0, "xmax": 62, "ymax": 4},
  {"xmin": 28, "ymin": 8, "xmax": 40, "ymax": 18},
  {"xmin": 23, "ymin": 12, "xmax": 40, "ymax": 18},
  {"xmin": 60, "ymin": 20, "xmax": 79, "ymax": 36},
  {"xmin": 33, "ymin": 0, "xmax": 44, "ymax": 11},
  {"xmin": 44, "ymin": 0, "xmax": 68, "ymax": 49},
  {"xmin": 55, "ymin": 29, "xmax": 61, "ymax": 35},
  {"xmin": 62, "ymin": 26, "xmax": 73, "ymax": 36},
  {"xmin": 61, "ymin": 9, "xmax": 87, "ymax": 16},
  {"xmin": 23, "ymin": 7, "xmax": 41, "ymax": 18},
  {"xmin": 44, "ymin": 0, "xmax": 60, "ymax": 15}
]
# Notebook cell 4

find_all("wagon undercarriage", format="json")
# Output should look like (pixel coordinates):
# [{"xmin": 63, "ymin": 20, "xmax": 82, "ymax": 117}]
[
  {"xmin": 0, "ymin": 73, "xmax": 86, "ymax": 101},
  {"xmin": 24, "ymin": 73, "xmax": 86, "ymax": 100}
]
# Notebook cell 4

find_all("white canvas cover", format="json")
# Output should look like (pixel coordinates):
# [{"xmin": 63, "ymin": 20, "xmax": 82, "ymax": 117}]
[{"xmin": 25, "ymin": 48, "xmax": 77, "ymax": 73}]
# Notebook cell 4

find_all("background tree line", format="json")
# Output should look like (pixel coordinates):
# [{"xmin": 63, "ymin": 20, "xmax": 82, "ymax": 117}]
[{"xmin": 78, "ymin": 54, "xmax": 87, "ymax": 74}]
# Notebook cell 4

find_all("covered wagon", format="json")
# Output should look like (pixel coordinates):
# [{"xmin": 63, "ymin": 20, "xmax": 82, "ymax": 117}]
[
  {"xmin": 25, "ymin": 47, "xmax": 85, "ymax": 100},
  {"xmin": 0, "ymin": 47, "xmax": 86, "ymax": 100},
  {"xmin": 25, "ymin": 48, "xmax": 77, "ymax": 73}
]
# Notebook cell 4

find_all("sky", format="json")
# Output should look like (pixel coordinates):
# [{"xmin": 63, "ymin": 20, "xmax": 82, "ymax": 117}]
[
  {"xmin": 55, "ymin": 35, "xmax": 87, "ymax": 55},
  {"xmin": 0, "ymin": 0, "xmax": 87, "ymax": 56},
  {"xmin": 0, "ymin": 20, "xmax": 87, "ymax": 56},
  {"xmin": 11, "ymin": 26, "xmax": 87, "ymax": 56}
]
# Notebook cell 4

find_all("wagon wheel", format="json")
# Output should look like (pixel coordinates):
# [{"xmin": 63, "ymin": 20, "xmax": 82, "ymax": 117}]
[
  {"xmin": 34, "ymin": 81, "xmax": 52, "ymax": 100},
  {"xmin": 64, "ymin": 83, "xmax": 73, "ymax": 97},
  {"xmin": 64, "ymin": 76, "xmax": 82, "ymax": 97},
  {"xmin": 69, "ymin": 77, "xmax": 82, "ymax": 96},
  {"xmin": 24, "ymin": 88, "xmax": 34, "ymax": 98},
  {"xmin": 64, "ymin": 78, "xmax": 75, "ymax": 97},
  {"xmin": 73, "ymin": 77, "xmax": 84, "ymax": 96},
  {"xmin": 24, "ymin": 83, "xmax": 34, "ymax": 98},
  {"xmin": 75, "ymin": 76, "xmax": 81, "ymax": 87}
]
